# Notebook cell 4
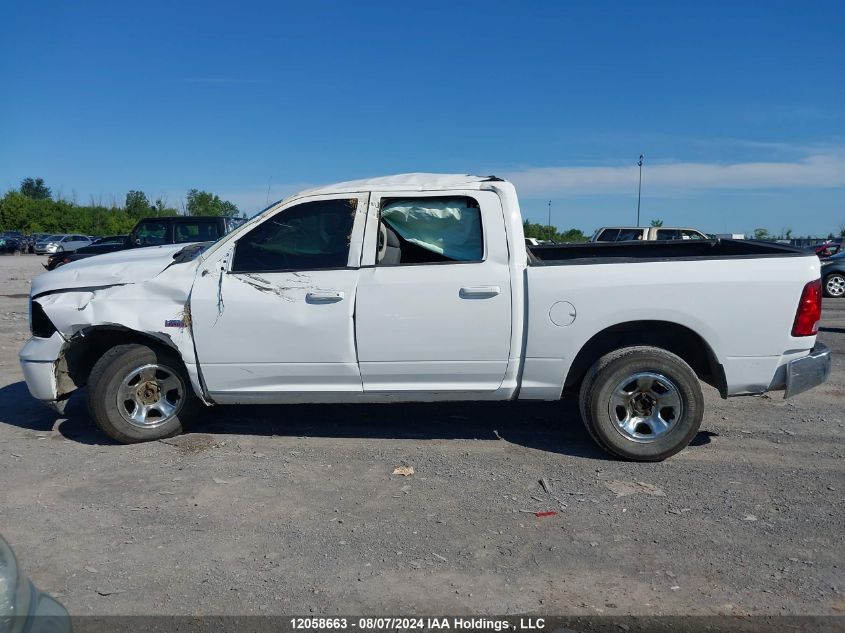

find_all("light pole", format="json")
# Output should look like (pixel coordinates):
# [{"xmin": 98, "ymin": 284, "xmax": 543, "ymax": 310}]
[
  {"xmin": 547, "ymin": 200, "xmax": 552, "ymax": 241},
  {"xmin": 636, "ymin": 154, "xmax": 644, "ymax": 227}
]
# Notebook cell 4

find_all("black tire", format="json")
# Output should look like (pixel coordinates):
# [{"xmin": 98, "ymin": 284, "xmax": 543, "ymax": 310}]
[
  {"xmin": 823, "ymin": 273, "xmax": 845, "ymax": 298},
  {"xmin": 13, "ymin": 249, "xmax": 21, "ymax": 256},
  {"xmin": 578, "ymin": 346, "xmax": 704, "ymax": 461},
  {"xmin": 87, "ymin": 343, "xmax": 197, "ymax": 443}
]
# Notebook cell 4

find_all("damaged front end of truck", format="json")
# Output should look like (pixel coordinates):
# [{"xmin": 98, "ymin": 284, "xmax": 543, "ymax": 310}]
[{"xmin": 19, "ymin": 243, "xmax": 212, "ymax": 413}]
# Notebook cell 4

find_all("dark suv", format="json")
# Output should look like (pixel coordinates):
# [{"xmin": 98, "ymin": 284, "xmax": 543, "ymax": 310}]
[{"xmin": 44, "ymin": 216, "xmax": 245, "ymax": 270}]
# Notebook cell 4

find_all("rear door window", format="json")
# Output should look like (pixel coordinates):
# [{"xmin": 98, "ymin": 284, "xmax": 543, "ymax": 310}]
[{"xmin": 377, "ymin": 197, "xmax": 483, "ymax": 265}]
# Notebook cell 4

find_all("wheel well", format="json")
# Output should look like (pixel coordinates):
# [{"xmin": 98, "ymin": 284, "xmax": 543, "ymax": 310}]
[
  {"xmin": 60, "ymin": 326, "xmax": 180, "ymax": 392},
  {"xmin": 563, "ymin": 321, "xmax": 727, "ymax": 398}
]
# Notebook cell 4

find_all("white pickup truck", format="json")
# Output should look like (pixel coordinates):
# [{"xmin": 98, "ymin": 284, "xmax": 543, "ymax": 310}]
[{"xmin": 20, "ymin": 174, "xmax": 831, "ymax": 461}]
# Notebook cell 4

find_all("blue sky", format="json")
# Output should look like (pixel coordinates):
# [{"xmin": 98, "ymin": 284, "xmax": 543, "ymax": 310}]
[{"xmin": 1, "ymin": 0, "xmax": 843, "ymax": 236}]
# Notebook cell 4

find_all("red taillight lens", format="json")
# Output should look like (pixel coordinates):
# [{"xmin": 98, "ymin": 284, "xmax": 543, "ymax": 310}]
[{"xmin": 792, "ymin": 279, "xmax": 822, "ymax": 337}]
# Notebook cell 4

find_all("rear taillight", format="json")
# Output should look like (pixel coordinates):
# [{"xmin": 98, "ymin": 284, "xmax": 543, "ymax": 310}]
[{"xmin": 792, "ymin": 279, "xmax": 822, "ymax": 337}]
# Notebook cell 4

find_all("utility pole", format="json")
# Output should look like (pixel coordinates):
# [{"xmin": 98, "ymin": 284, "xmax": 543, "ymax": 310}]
[
  {"xmin": 547, "ymin": 200, "xmax": 552, "ymax": 241},
  {"xmin": 636, "ymin": 154, "xmax": 644, "ymax": 227}
]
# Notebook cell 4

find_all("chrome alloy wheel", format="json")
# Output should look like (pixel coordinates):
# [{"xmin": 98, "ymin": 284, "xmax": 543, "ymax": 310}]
[
  {"xmin": 608, "ymin": 372, "xmax": 683, "ymax": 443},
  {"xmin": 825, "ymin": 274, "xmax": 845, "ymax": 298},
  {"xmin": 117, "ymin": 363, "xmax": 184, "ymax": 428}
]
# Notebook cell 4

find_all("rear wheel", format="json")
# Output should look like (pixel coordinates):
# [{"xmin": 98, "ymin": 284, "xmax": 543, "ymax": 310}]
[
  {"xmin": 87, "ymin": 343, "xmax": 197, "ymax": 443},
  {"xmin": 824, "ymin": 273, "xmax": 845, "ymax": 298},
  {"xmin": 578, "ymin": 346, "xmax": 703, "ymax": 461}
]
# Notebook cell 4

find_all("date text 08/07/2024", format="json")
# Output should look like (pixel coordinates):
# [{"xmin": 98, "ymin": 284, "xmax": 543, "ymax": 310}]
[{"xmin": 289, "ymin": 617, "xmax": 547, "ymax": 631}]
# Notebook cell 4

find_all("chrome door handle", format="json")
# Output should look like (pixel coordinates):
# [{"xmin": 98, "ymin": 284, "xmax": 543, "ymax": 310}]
[
  {"xmin": 306, "ymin": 290, "xmax": 344, "ymax": 303},
  {"xmin": 459, "ymin": 286, "xmax": 501, "ymax": 298}
]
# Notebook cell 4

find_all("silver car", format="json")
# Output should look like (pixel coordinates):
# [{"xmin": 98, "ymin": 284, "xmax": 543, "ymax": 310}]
[{"xmin": 36, "ymin": 234, "xmax": 92, "ymax": 254}]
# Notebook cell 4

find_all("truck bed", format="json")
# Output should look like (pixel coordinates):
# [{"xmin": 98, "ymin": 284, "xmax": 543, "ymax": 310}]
[{"xmin": 528, "ymin": 239, "xmax": 804, "ymax": 265}]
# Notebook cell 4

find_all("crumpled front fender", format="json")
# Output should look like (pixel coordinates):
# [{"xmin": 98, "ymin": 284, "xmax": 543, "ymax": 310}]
[{"xmin": 22, "ymin": 256, "xmax": 211, "ymax": 406}]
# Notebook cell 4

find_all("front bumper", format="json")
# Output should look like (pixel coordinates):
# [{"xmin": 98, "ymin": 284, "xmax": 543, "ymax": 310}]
[
  {"xmin": 19, "ymin": 333, "xmax": 69, "ymax": 413},
  {"xmin": 784, "ymin": 343, "xmax": 831, "ymax": 398}
]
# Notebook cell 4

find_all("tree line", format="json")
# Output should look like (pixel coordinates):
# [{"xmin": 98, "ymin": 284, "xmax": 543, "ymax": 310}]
[
  {"xmin": 522, "ymin": 220, "xmax": 589, "ymax": 243},
  {"xmin": 0, "ymin": 177, "xmax": 242, "ymax": 235}
]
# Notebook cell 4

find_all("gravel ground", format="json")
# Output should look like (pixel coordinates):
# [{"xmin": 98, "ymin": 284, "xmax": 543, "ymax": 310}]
[{"xmin": 0, "ymin": 254, "xmax": 843, "ymax": 618}]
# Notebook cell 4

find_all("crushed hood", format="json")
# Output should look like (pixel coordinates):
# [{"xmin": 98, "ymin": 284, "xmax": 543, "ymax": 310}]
[{"xmin": 32, "ymin": 243, "xmax": 196, "ymax": 296}]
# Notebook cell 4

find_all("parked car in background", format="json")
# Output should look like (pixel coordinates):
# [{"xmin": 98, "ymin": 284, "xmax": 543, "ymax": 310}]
[
  {"xmin": 35, "ymin": 234, "xmax": 92, "ymax": 254},
  {"xmin": 813, "ymin": 242, "xmax": 843, "ymax": 260},
  {"xmin": 820, "ymin": 251, "xmax": 845, "ymax": 297},
  {"xmin": 21, "ymin": 173, "xmax": 829, "ymax": 462},
  {"xmin": 592, "ymin": 226, "xmax": 710, "ymax": 242},
  {"xmin": 126, "ymin": 215, "xmax": 239, "ymax": 247},
  {"xmin": 45, "ymin": 234, "xmax": 128, "ymax": 270},
  {"xmin": 1, "ymin": 230, "xmax": 25, "ymax": 241},
  {"xmin": 33, "ymin": 235, "xmax": 60, "ymax": 254},
  {"xmin": 41, "ymin": 216, "xmax": 243, "ymax": 270},
  {"xmin": 0, "ymin": 235, "xmax": 24, "ymax": 255}
]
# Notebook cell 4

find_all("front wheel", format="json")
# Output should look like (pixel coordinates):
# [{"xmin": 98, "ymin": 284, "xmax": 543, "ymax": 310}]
[
  {"xmin": 87, "ymin": 343, "xmax": 197, "ymax": 443},
  {"xmin": 578, "ymin": 346, "xmax": 704, "ymax": 461},
  {"xmin": 824, "ymin": 273, "xmax": 845, "ymax": 298}
]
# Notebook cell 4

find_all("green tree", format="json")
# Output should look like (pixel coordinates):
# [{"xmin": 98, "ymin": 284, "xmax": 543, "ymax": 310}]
[
  {"xmin": 125, "ymin": 190, "xmax": 152, "ymax": 219},
  {"xmin": 649, "ymin": 219, "xmax": 664, "ymax": 227},
  {"xmin": 753, "ymin": 228, "xmax": 770, "ymax": 240},
  {"xmin": 522, "ymin": 219, "xmax": 588, "ymax": 243},
  {"xmin": 153, "ymin": 197, "xmax": 178, "ymax": 215},
  {"xmin": 185, "ymin": 189, "xmax": 239, "ymax": 217},
  {"xmin": 20, "ymin": 177, "xmax": 52, "ymax": 200}
]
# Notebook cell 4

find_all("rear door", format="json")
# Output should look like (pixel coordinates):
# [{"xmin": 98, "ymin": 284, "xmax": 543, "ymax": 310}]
[{"xmin": 354, "ymin": 190, "xmax": 512, "ymax": 392}]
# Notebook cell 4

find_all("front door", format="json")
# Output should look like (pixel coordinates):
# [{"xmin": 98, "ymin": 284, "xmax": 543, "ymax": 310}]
[{"xmin": 190, "ymin": 193, "xmax": 368, "ymax": 402}]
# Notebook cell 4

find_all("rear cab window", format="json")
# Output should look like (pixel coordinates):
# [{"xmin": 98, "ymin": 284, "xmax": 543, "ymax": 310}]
[
  {"xmin": 596, "ymin": 229, "xmax": 620, "ymax": 241},
  {"xmin": 656, "ymin": 229, "xmax": 681, "ymax": 240},
  {"xmin": 656, "ymin": 229, "xmax": 707, "ymax": 241},
  {"xmin": 616, "ymin": 228, "xmax": 645, "ymax": 241},
  {"xmin": 174, "ymin": 221, "xmax": 222, "ymax": 244},
  {"xmin": 131, "ymin": 220, "xmax": 168, "ymax": 246}
]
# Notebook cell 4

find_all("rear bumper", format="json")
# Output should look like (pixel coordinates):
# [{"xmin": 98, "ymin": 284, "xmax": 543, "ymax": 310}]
[{"xmin": 784, "ymin": 343, "xmax": 831, "ymax": 399}]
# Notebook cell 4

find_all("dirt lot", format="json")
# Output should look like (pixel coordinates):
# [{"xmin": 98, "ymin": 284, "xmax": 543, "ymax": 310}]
[{"xmin": 0, "ymin": 254, "xmax": 843, "ymax": 618}]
